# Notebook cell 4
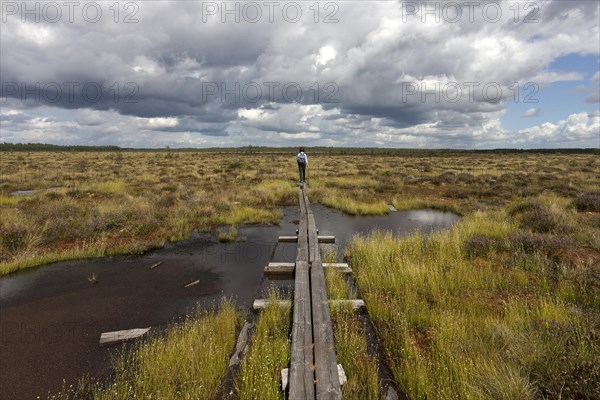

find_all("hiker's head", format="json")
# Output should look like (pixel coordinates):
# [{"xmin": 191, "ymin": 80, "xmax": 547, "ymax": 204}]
[{"xmin": 299, "ymin": 147, "xmax": 305, "ymax": 153}]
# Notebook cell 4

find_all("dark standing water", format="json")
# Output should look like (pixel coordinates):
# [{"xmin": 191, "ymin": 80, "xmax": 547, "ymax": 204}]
[
  {"xmin": 0, "ymin": 206, "xmax": 459, "ymax": 399},
  {"xmin": 309, "ymin": 204, "xmax": 460, "ymax": 249}
]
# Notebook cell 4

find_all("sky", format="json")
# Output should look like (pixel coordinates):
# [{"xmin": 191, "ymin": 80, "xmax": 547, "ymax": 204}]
[{"xmin": 1, "ymin": 0, "xmax": 599, "ymax": 149}]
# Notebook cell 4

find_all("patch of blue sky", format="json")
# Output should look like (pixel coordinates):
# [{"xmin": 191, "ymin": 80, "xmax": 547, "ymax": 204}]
[{"xmin": 502, "ymin": 53, "xmax": 599, "ymax": 132}]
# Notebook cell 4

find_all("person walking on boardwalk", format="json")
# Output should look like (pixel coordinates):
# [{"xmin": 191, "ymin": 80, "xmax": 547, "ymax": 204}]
[{"xmin": 296, "ymin": 147, "xmax": 308, "ymax": 183}]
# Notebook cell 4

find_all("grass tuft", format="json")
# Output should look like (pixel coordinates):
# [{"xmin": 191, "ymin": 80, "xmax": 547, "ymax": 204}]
[
  {"xmin": 221, "ymin": 206, "xmax": 282, "ymax": 226},
  {"xmin": 392, "ymin": 198, "xmax": 462, "ymax": 214},
  {"xmin": 0, "ymin": 195, "xmax": 21, "ymax": 205},
  {"xmin": 330, "ymin": 306, "xmax": 380, "ymax": 400},
  {"xmin": 218, "ymin": 225, "xmax": 238, "ymax": 242},
  {"xmin": 236, "ymin": 289, "xmax": 291, "ymax": 400},
  {"xmin": 89, "ymin": 181, "xmax": 126, "ymax": 195},
  {"xmin": 321, "ymin": 194, "xmax": 389, "ymax": 216},
  {"xmin": 346, "ymin": 206, "xmax": 599, "ymax": 399},
  {"xmin": 51, "ymin": 300, "xmax": 241, "ymax": 400}
]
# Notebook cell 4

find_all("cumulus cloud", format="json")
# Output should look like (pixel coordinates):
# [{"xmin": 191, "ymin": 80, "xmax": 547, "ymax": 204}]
[
  {"xmin": 516, "ymin": 112, "xmax": 600, "ymax": 146},
  {"xmin": 139, "ymin": 117, "xmax": 179, "ymax": 129},
  {"xmin": 523, "ymin": 108, "xmax": 540, "ymax": 117},
  {"xmin": 1, "ymin": 0, "xmax": 599, "ymax": 148}
]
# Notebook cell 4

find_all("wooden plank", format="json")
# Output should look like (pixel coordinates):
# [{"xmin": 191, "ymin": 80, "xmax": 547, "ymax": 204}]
[
  {"xmin": 228, "ymin": 321, "xmax": 253, "ymax": 367},
  {"xmin": 184, "ymin": 279, "xmax": 200, "ymax": 288},
  {"xmin": 149, "ymin": 261, "xmax": 162, "ymax": 269},
  {"xmin": 288, "ymin": 189, "xmax": 315, "ymax": 400},
  {"xmin": 264, "ymin": 267, "xmax": 294, "ymax": 276},
  {"xmin": 282, "ymin": 364, "xmax": 347, "ymax": 391},
  {"xmin": 337, "ymin": 364, "xmax": 347, "ymax": 386},
  {"xmin": 279, "ymin": 236, "xmax": 298, "ymax": 243},
  {"xmin": 253, "ymin": 299, "xmax": 363, "ymax": 310},
  {"xmin": 282, "ymin": 367, "xmax": 290, "ymax": 391},
  {"xmin": 289, "ymin": 265, "xmax": 314, "ymax": 397},
  {"xmin": 307, "ymin": 210, "xmax": 320, "ymax": 264},
  {"xmin": 323, "ymin": 263, "xmax": 352, "ymax": 274},
  {"xmin": 264, "ymin": 262, "xmax": 295, "ymax": 276},
  {"xmin": 265, "ymin": 263, "xmax": 351, "ymax": 276},
  {"xmin": 302, "ymin": 187, "xmax": 311, "ymax": 210},
  {"xmin": 307, "ymin": 209, "xmax": 342, "ymax": 400},
  {"xmin": 264, "ymin": 266, "xmax": 294, "ymax": 275},
  {"xmin": 310, "ymin": 260, "xmax": 342, "ymax": 399},
  {"xmin": 268, "ymin": 262, "xmax": 296, "ymax": 268},
  {"xmin": 253, "ymin": 299, "xmax": 292, "ymax": 310},
  {"xmin": 317, "ymin": 235, "xmax": 335, "ymax": 243},
  {"xmin": 329, "ymin": 299, "xmax": 366, "ymax": 310},
  {"xmin": 100, "ymin": 328, "xmax": 150, "ymax": 345}
]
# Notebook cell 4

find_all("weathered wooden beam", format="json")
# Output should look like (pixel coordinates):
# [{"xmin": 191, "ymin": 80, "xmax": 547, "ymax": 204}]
[
  {"xmin": 184, "ymin": 279, "xmax": 200, "ymax": 288},
  {"xmin": 282, "ymin": 364, "xmax": 347, "ymax": 391},
  {"xmin": 307, "ymin": 208, "xmax": 342, "ymax": 400},
  {"xmin": 288, "ymin": 191, "xmax": 315, "ymax": 400},
  {"xmin": 278, "ymin": 235, "xmax": 298, "ymax": 243},
  {"xmin": 329, "ymin": 299, "xmax": 366, "ymax": 310},
  {"xmin": 149, "ymin": 261, "xmax": 162, "ymax": 269},
  {"xmin": 252, "ymin": 299, "xmax": 292, "ymax": 310},
  {"xmin": 264, "ymin": 262, "xmax": 352, "ymax": 276},
  {"xmin": 323, "ymin": 263, "xmax": 352, "ymax": 274},
  {"xmin": 228, "ymin": 321, "xmax": 253, "ymax": 367},
  {"xmin": 309, "ymin": 265, "xmax": 343, "ymax": 399},
  {"xmin": 317, "ymin": 235, "xmax": 335, "ymax": 243},
  {"xmin": 99, "ymin": 328, "xmax": 150, "ymax": 345},
  {"xmin": 264, "ymin": 262, "xmax": 295, "ymax": 275},
  {"xmin": 253, "ymin": 299, "xmax": 364, "ymax": 310}
]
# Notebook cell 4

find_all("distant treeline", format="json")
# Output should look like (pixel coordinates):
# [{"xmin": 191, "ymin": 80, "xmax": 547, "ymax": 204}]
[
  {"xmin": 1, "ymin": 142, "xmax": 598, "ymax": 155},
  {"xmin": 0, "ymin": 143, "xmax": 121, "ymax": 152}
]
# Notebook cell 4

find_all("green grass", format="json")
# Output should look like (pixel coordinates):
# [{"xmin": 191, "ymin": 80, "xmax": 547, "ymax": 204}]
[
  {"xmin": 0, "ymin": 234, "xmax": 167, "ymax": 276},
  {"xmin": 392, "ymin": 198, "xmax": 462, "ymax": 214},
  {"xmin": 330, "ymin": 305, "xmax": 380, "ymax": 400},
  {"xmin": 346, "ymin": 206, "xmax": 600, "ymax": 399},
  {"xmin": 0, "ymin": 244, "xmax": 108, "ymax": 276},
  {"xmin": 324, "ymin": 249, "xmax": 380, "ymax": 399},
  {"xmin": 51, "ymin": 301, "xmax": 242, "ymax": 400},
  {"xmin": 247, "ymin": 180, "xmax": 298, "ymax": 206},
  {"xmin": 218, "ymin": 225, "xmax": 238, "ymax": 242},
  {"xmin": 0, "ymin": 199, "xmax": 281, "ymax": 276},
  {"xmin": 220, "ymin": 206, "xmax": 282, "ymax": 226},
  {"xmin": 88, "ymin": 180, "xmax": 126, "ymax": 195},
  {"xmin": 325, "ymin": 268, "xmax": 350, "ymax": 299},
  {"xmin": 94, "ymin": 301, "xmax": 240, "ymax": 400},
  {"xmin": 0, "ymin": 195, "xmax": 21, "ymax": 205},
  {"xmin": 320, "ymin": 193, "xmax": 389, "ymax": 216},
  {"xmin": 2, "ymin": 151, "xmax": 597, "ymax": 276},
  {"xmin": 236, "ymin": 290, "xmax": 291, "ymax": 400}
]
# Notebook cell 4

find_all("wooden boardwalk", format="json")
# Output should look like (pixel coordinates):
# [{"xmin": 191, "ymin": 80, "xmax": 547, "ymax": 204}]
[{"xmin": 288, "ymin": 184, "xmax": 342, "ymax": 400}]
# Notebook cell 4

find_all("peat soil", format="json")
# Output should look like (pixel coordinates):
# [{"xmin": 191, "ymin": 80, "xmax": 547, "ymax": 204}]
[{"xmin": 0, "ymin": 206, "xmax": 459, "ymax": 399}]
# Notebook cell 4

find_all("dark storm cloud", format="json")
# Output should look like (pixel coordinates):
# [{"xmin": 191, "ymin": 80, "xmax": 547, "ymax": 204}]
[{"xmin": 1, "ymin": 0, "xmax": 598, "ymax": 147}]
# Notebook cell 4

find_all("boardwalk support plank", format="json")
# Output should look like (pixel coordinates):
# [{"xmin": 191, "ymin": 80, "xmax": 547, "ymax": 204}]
[{"xmin": 99, "ymin": 328, "xmax": 150, "ymax": 345}]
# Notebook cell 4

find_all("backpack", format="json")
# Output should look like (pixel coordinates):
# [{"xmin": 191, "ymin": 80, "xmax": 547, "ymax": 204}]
[{"xmin": 297, "ymin": 153, "xmax": 306, "ymax": 165}]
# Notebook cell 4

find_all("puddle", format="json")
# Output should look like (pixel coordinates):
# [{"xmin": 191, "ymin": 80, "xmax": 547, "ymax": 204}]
[
  {"xmin": 309, "ymin": 204, "xmax": 461, "ymax": 250},
  {"xmin": 9, "ymin": 187, "xmax": 66, "ymax": 197},
  {"xmin": 8, "ymin": 189, "xmax": 35, "ymax": 197},
  {"xmin": 0, "ymin": 205, "xmax": 459, "ymax": 399}
]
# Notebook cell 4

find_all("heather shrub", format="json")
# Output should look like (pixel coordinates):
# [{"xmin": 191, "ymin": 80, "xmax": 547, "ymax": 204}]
[{"xmin": 573, "ymin": 192, "xmax": 600, "ymax": 212}]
